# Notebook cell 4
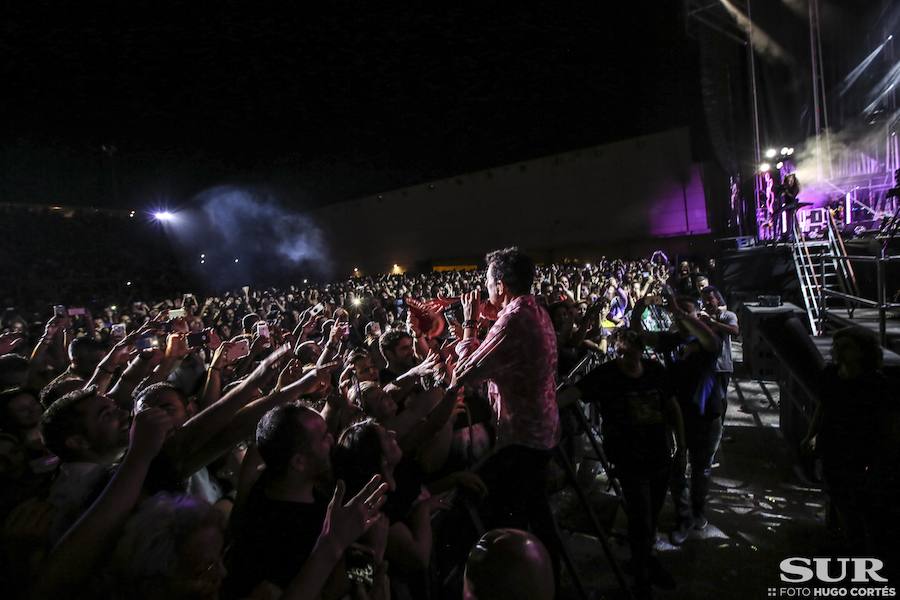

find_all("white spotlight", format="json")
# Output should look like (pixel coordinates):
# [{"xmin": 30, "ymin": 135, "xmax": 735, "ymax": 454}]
[
  {"xmin": 765, "ymin": 148, "xmax": 777, "ymax": 159},
  {"xmin": 787, "ymin": 147, "xmax": 795, "ymax": 155},
  {"xmin": 776, "ymin": 161, "xmax": 784, "ymax": 169},
  {"xmin": 153, "ymin": 211, "xmax": 175, "ymax": 222},
  {"xmin": 759, "ymin": 162, "xmax": 771, "ymax": 172}
]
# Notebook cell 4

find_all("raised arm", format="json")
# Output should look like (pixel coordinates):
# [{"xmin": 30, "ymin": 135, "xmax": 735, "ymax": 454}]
[
  {"xmin": 34, "ymin": 407, "xmax": 173, "ymax": 598},
  {"xmin": 452, "ymin": 291, "xmax": 513, "ymax": 388}
]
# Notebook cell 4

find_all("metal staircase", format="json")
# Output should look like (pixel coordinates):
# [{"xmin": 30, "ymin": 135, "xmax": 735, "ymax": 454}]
[{"xmin": 789, "ymin": 211, "xmax": 858, "ymax": 334}]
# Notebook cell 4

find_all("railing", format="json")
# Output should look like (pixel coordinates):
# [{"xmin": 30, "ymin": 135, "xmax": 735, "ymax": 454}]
[
  {"xmin": 791, "ymin": 219, "xmax": 822, "ymax": 333},
  {"xmin": 825, "ymin": 209, "xmax": 859, "ymax": 301},
  {"xmin": 818, "ymin": 254, "xmax": 900, "ymax": 346}
]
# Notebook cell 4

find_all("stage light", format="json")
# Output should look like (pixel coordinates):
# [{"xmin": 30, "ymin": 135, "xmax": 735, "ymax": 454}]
[
  {"xmin": 126, "ymin": 281, "xmax": 132, "ymax": 286},
  {"xmin": 780, "ymin": 147, "xmax": 789, "ymax": 155},
  {"xmin": 200, "ymin": 260, "xmax": 205, "ymax": 264},
  {"xmin": 234, "ymin": 258, "xmax": 239, "ymax": 263},
  {"xmin": 776, "ymin": 161, "xmax": 784, "ymax": 169},
  {"xmin": 200, "ymin": 253, "xmax": 205, "ymax": 258},
  {"xmin": 765, "ymin": 148, "xmax": 777, "ymax": 159},
  {"xmin": 787, "ymin": 147, "xmax": 794, "ymax": 155},
  {"xmin": 129, "ymin": 210, "xmax": 135, "ymax": 218},
  {"xmin": 153, "ymin": 211, "xmax": 175, "ymax": 222},
  {"xmin": 352, "ymin": 298, "xmax": 362, "ymax": 307},
  {"xmin": 110, "ymin": 305, "xmax": 117, "ymax": 311},
  {"xmin": 303, "ymin": 279, "xmax": 308, "ymax": 283},
  {"xmin": 889, "ymin": 35, "xmax": 893, "ymax": 41},
  {"xmin": 759, "ymin": 162, "xmax": 771, "ymax": 172}
]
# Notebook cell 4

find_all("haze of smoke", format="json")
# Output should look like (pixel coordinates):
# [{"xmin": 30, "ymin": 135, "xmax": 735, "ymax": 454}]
[
  {"xmin": 196, "ymin": 185, "xmax": 333, "ymax": 282},
  {"xmin": 792, "ymin": 118, "xmax": 898, "ymax": 203}
]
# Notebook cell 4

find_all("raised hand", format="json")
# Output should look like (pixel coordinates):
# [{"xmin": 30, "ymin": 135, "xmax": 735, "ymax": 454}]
[
  {"xmin": 211, "ymin": 341, "xmax": 238, "ymax": 369},
  {"xmin": 129, "ymin": 406, "xmax": 174, "ymax": 461},
  {"xmin": 277, "ymin": 358, "xmax": 305, "ymax": 389},
  {"xmin": 0, "ymin": 332, "xmax": 26, "ymax": 355},
  {"xmin": 322, "ymin": 476, "xmax": 390, "ymax": 549},
  {"xmin": 460, "ymin": 290, "xmax": 480, "ymax": 323},
  {"xmin": 410, "ymin": 350, "xmax": 440, "ymax": 378},
  {"xmin": 165, "ymin": 332, "xmax": 191, "ymax": 360},
  {"xmin": 42, "ymin": 315, "xmax": 67, "ymax": 341}
]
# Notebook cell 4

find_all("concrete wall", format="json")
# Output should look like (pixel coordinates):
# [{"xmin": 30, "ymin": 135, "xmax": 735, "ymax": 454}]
[{"xmin": 310, "ymin": 127, "xmax": 710, "ymax": 275}]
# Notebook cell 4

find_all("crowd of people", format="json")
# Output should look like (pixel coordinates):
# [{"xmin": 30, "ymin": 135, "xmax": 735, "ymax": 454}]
[{"xmin": 0, "ymin": 238, "xmax": 895, "ymax": 599}]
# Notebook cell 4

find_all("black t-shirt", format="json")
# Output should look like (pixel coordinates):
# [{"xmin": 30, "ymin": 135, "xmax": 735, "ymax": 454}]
[
  {"xmin": 379, "ymin": 367, "xmax": 402, "ymax": 385},
  {"xmin": 225, "ymin": 478, "xmax": 328, "ymax": 598},
  {"xmin": 656, "ymin": 332, "xmax": 721, "ymax": 418},
  {"xmin": 577, "ymin": 359, "xmax": 673, "ymax": 474}
]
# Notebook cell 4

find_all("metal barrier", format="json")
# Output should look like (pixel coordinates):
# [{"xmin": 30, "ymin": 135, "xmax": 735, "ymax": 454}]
[{"xmin": 818, "ymin": 254, "xmax": 900, "ymax": 346}]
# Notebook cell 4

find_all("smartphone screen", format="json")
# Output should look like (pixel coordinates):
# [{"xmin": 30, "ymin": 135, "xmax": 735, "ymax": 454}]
[
  {"xmin": 111, "ymin": 324, "xmax": 127, "ymax": 338},
  {"xmin": 136, "ymin": 335, "xmax": 158, "ymax": 351},
  {"xmin": 186, "ymin": 331, "xmax": 210, "ymax": 349},
  {"xmin": 168, "ymin": 308, "xmax": 187, "ymax": 319},
  {"xmin": 229, "ymin": 339, "xmax": 251, "ymax": 361},
  {"xmin": 53, "ymin": 305, "xmax": 67, "ymax": 318}
]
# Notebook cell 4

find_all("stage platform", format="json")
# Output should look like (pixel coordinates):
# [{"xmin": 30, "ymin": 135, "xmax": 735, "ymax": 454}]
[{"xmin": 824, "ymin": 306, "xmax": 900, "ymax": 354}]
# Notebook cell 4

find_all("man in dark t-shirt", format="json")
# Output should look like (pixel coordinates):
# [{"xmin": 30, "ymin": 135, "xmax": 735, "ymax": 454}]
[
  {"xmin": 225, "ymin": 403, "xmax": 341, "ymax": 599},
  {"xmin": 561, "ymin": 329, "xmax": 684, "ymax": 597},
  {"xmin": 803, "ymin": 328, "xmax": 900, "ymax": 572},
  {"xmin": 577, "ymin": 357, "xmax": 673, "ymax": 475}
]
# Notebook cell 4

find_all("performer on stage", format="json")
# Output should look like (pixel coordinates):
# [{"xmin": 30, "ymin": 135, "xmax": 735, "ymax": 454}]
[
  {"xmin": 775, "ymin": 173, "xmax": 801, "ymax": 241},
  {"xmin": 452, "ymin": 246, "xmax": 562, "ymax": 580}
]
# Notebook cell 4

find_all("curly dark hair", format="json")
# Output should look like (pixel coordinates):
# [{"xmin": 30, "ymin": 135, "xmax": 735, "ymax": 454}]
[
  {"xmin": 485, "ymin": 247, "xmax": 535, "ymax": 296},
  {"xmin": 41, "ymin": 385, "xmax": 97, "ymax": 461}
]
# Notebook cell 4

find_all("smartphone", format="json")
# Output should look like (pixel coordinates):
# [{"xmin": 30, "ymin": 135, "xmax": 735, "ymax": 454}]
[
  {"xmin": 254, "ymin": 321, "xmax": 270, "ymax": 339},
  {"xmin": 111, "ymin": 323, "xmax": 127, "ymax": 339},
  {"xmin": 227, "ymin": 339, "xmax": 251, "ymax": 362},
  {"xmin": 67, "ymin": 307, "xmax": 87, "ymax": 316},
  {"xmin": 136, "ymin": 335, "xmax": 161, "ymax": 351},
  {"xmin": 186, "ymin": 330, "xmax": 211, "ymax": 349},
  {"xmin": 168, "ymin": 308, "xmax": 187, "ymax": 319},
  {"xmin": 54, "ymin": 304, "xmax": 67, "ymax": 318},
  {"xmin": 309, "ymin": 302, "xmax": 325, "ymax": 317},
  {"xmin": 345, "ymin": 547, "xmax": 375, "ymax": 588},
  {"xmin": 443, "ymin": 307, "xmax": 461, "ymax": 327}
]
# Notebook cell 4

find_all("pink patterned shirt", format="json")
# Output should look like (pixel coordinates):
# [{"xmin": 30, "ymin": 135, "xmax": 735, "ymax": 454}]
[{"xmin": 455, "ymin": 295, "xmax": 560, "ymax": 450}]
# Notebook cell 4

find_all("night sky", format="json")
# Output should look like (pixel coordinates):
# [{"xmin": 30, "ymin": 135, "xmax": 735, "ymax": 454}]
[{"xmin": 3, "ymin": 3, "xmax": 705, "ymax": 210}]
